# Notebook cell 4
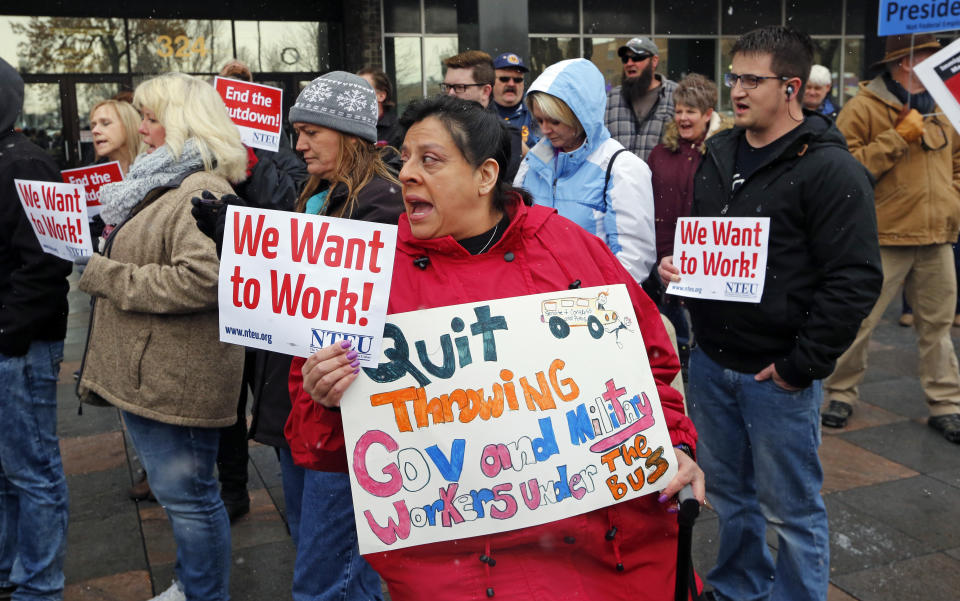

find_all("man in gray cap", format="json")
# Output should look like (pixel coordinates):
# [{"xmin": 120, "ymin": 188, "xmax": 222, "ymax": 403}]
[{"xmin": 605, "ymin": 36, "xmax": 678, "ymax": 161}]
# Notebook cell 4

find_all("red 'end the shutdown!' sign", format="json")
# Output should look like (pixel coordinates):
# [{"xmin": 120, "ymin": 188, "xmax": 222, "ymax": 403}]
[
  {"xmin": 60, "ymin": 161, "xmax": 123, "ymax": 218},
  {"xmin": 214, "ymin": 77, "xmax": 283, "ymax": 152}
]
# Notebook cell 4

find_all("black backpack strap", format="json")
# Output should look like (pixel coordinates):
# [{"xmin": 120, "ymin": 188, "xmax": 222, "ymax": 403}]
[{"xmin": 602, "ymin": 148, "xmax": 628, "ymax": 207}]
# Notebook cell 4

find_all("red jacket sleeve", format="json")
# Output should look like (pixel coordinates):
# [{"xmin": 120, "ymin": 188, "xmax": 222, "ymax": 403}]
[{"xmin": 284, "ymin": 356, "xmax": 350, "ymax": 472}]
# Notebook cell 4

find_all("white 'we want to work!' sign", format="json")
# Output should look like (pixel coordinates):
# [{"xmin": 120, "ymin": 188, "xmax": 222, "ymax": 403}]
[
  {"xmin": 667, "ymin": 217, "xmax": 770, "ymax": 303},
  {"xmin": 15, "ymin": 179, "xmax": 92, "ymax": 261},
  {"xmin": 218, "ymin": 205, "xmax": 397, "ymax": 366}
]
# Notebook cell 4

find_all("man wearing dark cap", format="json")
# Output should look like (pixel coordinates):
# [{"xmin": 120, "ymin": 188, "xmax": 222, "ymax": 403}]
[
  {"xmin": 823, "ymin": 34, "xmax": 960, "ymax": 443},
  {"xmin": 491, "ymin": 52, "xmax": 539, "ymax": 149},
  {"xmin": 605, "ymin": 36, "xmax": 677, "ymax": 161}
]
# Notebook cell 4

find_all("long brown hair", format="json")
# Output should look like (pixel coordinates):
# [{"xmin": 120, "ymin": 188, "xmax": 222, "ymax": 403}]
[{"xmin": 295, "ymin": 132, "xmax": 399, "ymax": 216}]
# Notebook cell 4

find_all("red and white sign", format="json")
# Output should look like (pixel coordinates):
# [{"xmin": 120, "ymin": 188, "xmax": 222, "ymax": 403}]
[
  {"xmin": 15, "ymin": 179, "xmax": 92, "ymax": 261},
  {"xmin": 914, "ymin": 38, "xmax": 960, "ymax": 134},
  {"xmin": 214, "ymin": 77, "xmax": 283, "ymax": 152},
  {"xmin": 218, "ymin": 205, "xmax": 398, "ymax": 366},
  {"xmin": 60, "ymin": 161, "xmax": 123, "ymax": 218},
  {"xmin": 666, "ymin": 217, "xmax": 770, "ymax": 303}
]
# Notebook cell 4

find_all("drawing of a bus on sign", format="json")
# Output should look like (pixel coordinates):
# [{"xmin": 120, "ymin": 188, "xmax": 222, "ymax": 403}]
[{"xmin": 540, "ymin": 293, "xmax": 619, "ymax": 339}]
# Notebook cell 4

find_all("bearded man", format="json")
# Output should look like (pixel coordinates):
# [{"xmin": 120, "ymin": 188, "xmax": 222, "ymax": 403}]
[{"xmin": 605, "ymin": 36, "xmax": 678, "ymax": 161}]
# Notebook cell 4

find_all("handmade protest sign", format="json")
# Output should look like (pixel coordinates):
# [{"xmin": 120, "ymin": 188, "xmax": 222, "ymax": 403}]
[
  {"xmin": 218, "ymin": 205, "xmax": 397, "ymax": 366},
  {"xmin": 878, "ymin": 1, "xmax": 960, "ymax": 35},
  {"xmin": 214, "ymin": 77, "xmax": 283, "ymax": 152},
  {"xmin": 914, "ymin": 37, "xmax": 960, "ymax": 133},
  {"xmin": 14, "ymin": 179, "xmax": 92, "ymax": 261},
  {"xmin": 666, "ymin": 217, "xmax": 770, "ymax": 303},
  {"xmin": 340, "ymin": 284, "xmax": 679, "ymax": 554},
  {"xmin": 61, "ymin": 161, "xmax": 123, "ymax": 218}
]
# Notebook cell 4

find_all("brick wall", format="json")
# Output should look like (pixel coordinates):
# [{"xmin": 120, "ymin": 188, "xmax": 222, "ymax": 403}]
[{"xmin": 342, "ymin": 0, "xmax": 383, "ymax": 71}]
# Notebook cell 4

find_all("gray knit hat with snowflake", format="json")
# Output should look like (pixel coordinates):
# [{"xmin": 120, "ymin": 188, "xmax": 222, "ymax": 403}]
[{"xmin": 289, "ymin": 71, "xmax": 377, "ymax": 143}]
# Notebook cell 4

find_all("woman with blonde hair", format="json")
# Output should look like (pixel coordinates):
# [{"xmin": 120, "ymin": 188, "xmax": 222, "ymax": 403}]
[
  {"xmin": 89, "ymin": 99, "xmax": 141, "ymax": 174},
  {"xmin": 515, "ymin": 59, "xmax": 656, "ymax": 287},
  {"xmin": 76, "ymin": 72, "xmax": 246, "ymax": 601}
]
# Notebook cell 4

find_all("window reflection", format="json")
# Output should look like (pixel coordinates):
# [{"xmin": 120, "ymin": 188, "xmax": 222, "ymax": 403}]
[
  {"xmin": 386, "ymin": 37, "xmax": 423, "ymax": 115},
  {"xmin": 586, "ymin": 37, "xmax": 631, "ymax": 91},
  {"xmin": 529, "ymin": 37, "xmax": 579, "ymax": 81},
  {"xmin": 235, "ymin": 21, "xmax": 328, "ymax": 73},
  {"xmin": 128, "ymin": 18, "xmax": 232, "ymax": 74},
  {"xmin": 0, "ymin": 16, "xmax": 127, "ymax": 74},
  {"xmin": 18, "ymin": 83, "xmax": 66, "ymax": 169},
  {"xmin": 425, "ymin": 36, "xmax": 459, "ymax": 95}
]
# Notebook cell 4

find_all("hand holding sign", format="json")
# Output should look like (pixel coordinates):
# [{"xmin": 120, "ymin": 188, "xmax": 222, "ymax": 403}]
[
  {"xmin": 301, "ymin": 340, "xmax": 362, "ymax": 407},
  {"xmin": 190, "ymin": 190, "xmax": 247, "ymax": 256}
]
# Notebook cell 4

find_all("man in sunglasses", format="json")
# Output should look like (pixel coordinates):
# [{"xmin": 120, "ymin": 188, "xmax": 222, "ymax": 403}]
[
  {"xmin": 492, "ymin": 52, "xmax": 539, "ymax": 150},
  {"xmin": 823, "ymin": 34, "xmax": 960, "ymax": 444},
  {"xmin": 605, "ymin": 36, "xmax": 677, "ymax": 161},
  {"xmin": 659, "ymin": 26, "xmax": 881, "ymax": 601}
]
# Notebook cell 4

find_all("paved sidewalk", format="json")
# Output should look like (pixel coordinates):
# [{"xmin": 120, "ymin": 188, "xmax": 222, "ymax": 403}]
[{"xmin": 56, "ymin": 271, "xmax": 960, "ymax": 600}]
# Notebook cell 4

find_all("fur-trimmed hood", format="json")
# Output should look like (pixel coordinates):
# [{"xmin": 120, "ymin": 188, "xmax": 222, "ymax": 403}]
[{"xmin": 660, "ymin": 111, "xmax": 733, "ymax": 153}]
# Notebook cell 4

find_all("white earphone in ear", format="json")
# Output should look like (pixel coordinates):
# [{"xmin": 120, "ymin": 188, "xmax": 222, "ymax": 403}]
[{"xmin": 786, "ymin": 84, "xmax": 795, "ymax": 98}]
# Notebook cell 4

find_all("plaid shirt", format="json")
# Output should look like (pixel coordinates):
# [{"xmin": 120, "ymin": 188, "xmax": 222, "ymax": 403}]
[{"xmin": 605, "ymin": 76, "xmax": 677, "ymax": 162}]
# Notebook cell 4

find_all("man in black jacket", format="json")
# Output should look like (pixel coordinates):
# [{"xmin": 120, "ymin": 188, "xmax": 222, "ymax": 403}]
[
  {"xmin": 0, "ymin": 57, "xmax": 72, "ymax": 601},
  {"xmin": 659, "ymin": 28, "xmax": 882, "ymax": 601}
]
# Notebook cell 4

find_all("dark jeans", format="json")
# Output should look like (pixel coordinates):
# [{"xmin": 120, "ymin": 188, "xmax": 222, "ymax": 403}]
[{"xmin": 0, "ymin": 340, "xmax": 68, "ymax": 601}]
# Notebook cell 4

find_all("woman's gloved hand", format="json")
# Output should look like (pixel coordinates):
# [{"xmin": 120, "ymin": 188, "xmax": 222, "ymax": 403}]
[{"xmin": 190, "ymin": 190, "xmax": 247, "ymax": 258}]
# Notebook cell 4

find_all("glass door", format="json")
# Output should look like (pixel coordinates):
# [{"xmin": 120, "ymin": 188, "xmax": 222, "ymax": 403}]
[{"xmin": 18, "ymin": 82, "xmax": 67, "ymax": 170}]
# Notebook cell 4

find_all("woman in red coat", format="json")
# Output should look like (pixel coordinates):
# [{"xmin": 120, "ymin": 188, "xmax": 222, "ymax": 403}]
[{"xmin": 286, "ymin": 95, "xmax": 704, "ymax": 600}]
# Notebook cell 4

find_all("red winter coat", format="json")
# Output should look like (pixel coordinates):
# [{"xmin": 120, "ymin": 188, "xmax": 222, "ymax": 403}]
[{"xmin": 286, "ymin": 198, "xmax": 698, "ymax": 601}]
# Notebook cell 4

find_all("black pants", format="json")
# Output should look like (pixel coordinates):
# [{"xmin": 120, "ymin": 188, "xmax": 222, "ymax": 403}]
[{"xmin": 216, "ymin": 352, "xmax": 255, "ymax": 502}]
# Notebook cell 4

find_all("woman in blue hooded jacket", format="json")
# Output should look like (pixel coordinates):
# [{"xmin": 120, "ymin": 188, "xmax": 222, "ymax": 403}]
[{"xmin": 515, "ymin": 59, "xmax": 656, "ymax": 284}]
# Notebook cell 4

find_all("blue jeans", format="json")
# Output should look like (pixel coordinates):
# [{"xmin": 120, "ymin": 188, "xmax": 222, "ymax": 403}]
[
  {"xmin": 275, "ymin": 447, "xmax": 304, "ymax": 549},
  {"xmin": 293, "ymin": 470, "xmax": 382, "ymax": 601},
  {"xmin": 0, "ymin": 340, "xmax": 68, "ymax": 601},
  {"xmin": 687, "ymin": 347, "xmax": 829, "ymax": 601},
  {"xmin": 122, "ymin": 411, "xmax": 230, "ymax": 601}
]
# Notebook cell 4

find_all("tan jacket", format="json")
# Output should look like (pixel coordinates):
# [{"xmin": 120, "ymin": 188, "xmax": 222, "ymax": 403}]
[
  {"xmin": 78, "ymin": 171, "xmax": 244, "ymax": 427},
  {"xmin": 837, "ymin": 77, "xmax": 960, "ymax": 246}
]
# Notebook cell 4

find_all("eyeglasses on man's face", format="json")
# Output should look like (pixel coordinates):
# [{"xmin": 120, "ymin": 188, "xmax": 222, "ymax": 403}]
[
  {"xmin": 498, "ymin": 76, "xmax": 524, "ymax": 84},
  {"xmin": 724, "ymin": 72, "xmax": 789, "ymax": 89},
  {"xmin": 440, "ymin": 82, "xmax": 488, "ymax": 94},
  {"xmin": 620, "ymin": 53, "xmax": 652, "ymax": 64}
]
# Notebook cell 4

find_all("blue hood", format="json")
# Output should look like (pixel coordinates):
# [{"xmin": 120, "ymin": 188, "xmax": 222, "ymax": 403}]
[{"xmin": 526, "ymin": 58, "xmax": 610, "ymax": 151}]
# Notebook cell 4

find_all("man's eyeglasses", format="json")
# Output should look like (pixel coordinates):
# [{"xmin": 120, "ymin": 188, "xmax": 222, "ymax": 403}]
[
  {"xmin": 621, "ymin": 53, "xmax": 652, "ymax": 64},
  {"xmin": 724, "ymin": 72, "xmax": 789, "ymax": 89},
  {"xmin": 439, "ymin": 82, "xmax": 488, "ymax": 93},
  {"xmin": 498, "ymin": 76, "xmax": 524, "ymax": 84}
]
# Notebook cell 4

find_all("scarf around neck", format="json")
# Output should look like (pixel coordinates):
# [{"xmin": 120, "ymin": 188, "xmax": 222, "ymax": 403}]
[
  {"xmin": 882, "ymin": 71, "xmax": 935, "ymax": 115},
  {"xmin": 98, "ymin": 138, "xmax": 205, "ymax": 225}
]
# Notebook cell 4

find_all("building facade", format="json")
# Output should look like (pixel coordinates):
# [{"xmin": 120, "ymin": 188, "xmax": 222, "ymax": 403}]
[{"xmin": 0, "ymin": 1, "xmax": 891, "ymax": 169}]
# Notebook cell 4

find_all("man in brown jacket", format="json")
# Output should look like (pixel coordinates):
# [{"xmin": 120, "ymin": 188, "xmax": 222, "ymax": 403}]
[{"xmin": 823, "ymin": 34, "xmax": 960, "ymax": 443}]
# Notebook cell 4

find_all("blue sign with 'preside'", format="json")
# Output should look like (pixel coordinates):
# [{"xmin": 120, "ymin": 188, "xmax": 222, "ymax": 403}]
[{"xmin": 879, "ymin": 0, "xmax": 960, "ymax": 35}]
